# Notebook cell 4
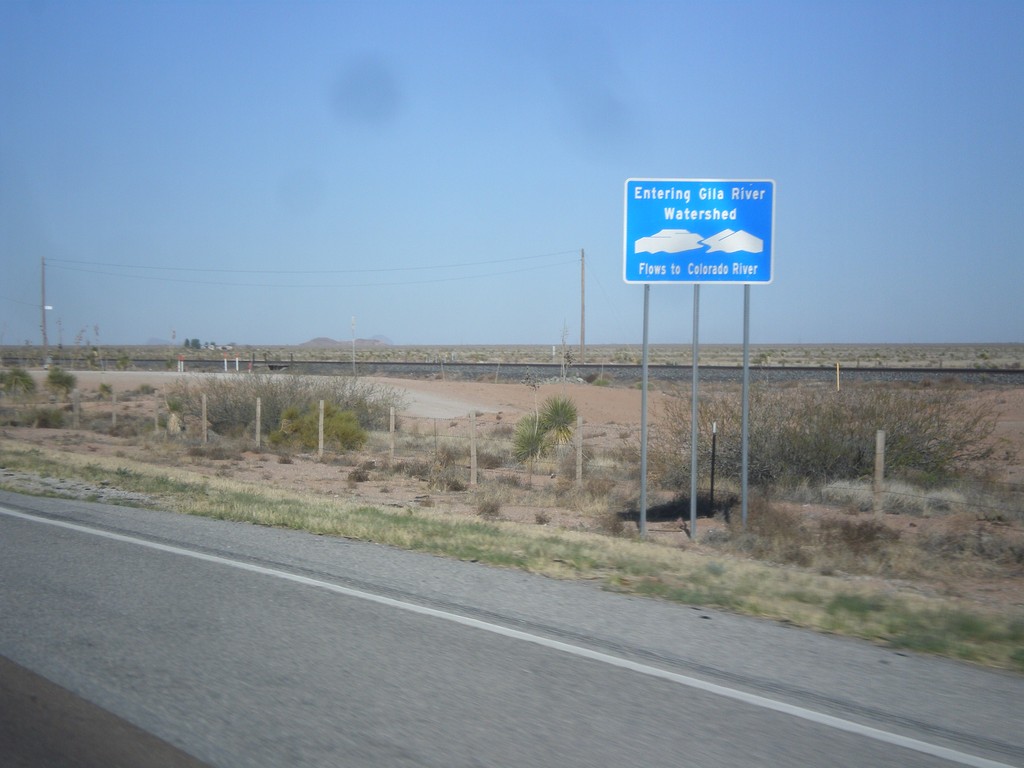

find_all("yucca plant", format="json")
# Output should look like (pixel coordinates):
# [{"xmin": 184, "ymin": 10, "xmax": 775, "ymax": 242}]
[
  {"xmin": 513, "ymin": 396, "xmax": 578, "ymax": 484},
  {"xmin": 513, "ymin": 412, "xmax": 546, "ymax": 484},
  {"xmin": 0, "ymin": 367, "xmax": 36, "ymax": 397},
  {"xmin": 539, "ymin": 395, "xmax": 577, "ymax": 446},
  {"xmin": 45, "ymin": 367, "xmax": 76, "ymax": 401}
]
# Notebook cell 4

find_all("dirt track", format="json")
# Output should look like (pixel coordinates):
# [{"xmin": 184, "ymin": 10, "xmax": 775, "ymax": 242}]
[{"xmin": 27, "ymin": 369, "xmax": 656, "ymax": 422}]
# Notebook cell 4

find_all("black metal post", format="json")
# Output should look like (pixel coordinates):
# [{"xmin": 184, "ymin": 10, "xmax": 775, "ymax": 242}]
[{"xmin": 709, "ymin": 421, "xmax": 718, "ymax": 520}]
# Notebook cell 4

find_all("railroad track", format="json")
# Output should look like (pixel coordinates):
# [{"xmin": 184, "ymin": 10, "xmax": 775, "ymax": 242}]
[{"xmin": 8, "ymin": 358, "xmax": 1019, "ymax": 386}]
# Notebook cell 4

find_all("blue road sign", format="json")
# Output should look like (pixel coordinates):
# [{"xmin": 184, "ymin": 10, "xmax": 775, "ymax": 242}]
[{"xmin": 623, "ymin": 178, "xmax": 775, "ymax": 284}]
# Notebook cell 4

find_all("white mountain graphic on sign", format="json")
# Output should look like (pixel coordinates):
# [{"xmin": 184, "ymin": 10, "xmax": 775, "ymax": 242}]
[
  {"xmin": 635, "ymin": 228, "xmax": 763, "ymax": 255},
  {"xmin": 700, "ymin": 229, "xmax": 763, "ymax": 254},
  {"xmin": 633, "ymin": 229, "xmax": 704, "ymax": 254}
]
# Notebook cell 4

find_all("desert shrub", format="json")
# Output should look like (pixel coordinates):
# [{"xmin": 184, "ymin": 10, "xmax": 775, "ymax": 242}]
[
  {"xmin": 434, "ymin": 440, "xmax": 464, "ymax": 468},
  {"xmin": 489, "ymin": 422, "xmax": 514, "ymax": 438},
  {"xmin": 495, "ymin": 473, "xmax": 523, "ymax": 488},
  {"xmin": 333, "ymin": 378, "xmax": 405, "ymax": 430},
  {"xmin": 477, "ymin": 496, "xmax": 502, "ymax": 519},
  {"xmin": 168, "ymin": 373, "xmax": 405, "ymax": 438},
  {"xmin": 821, "ymin": 479, "xmax": 973, "ymax": 517},
  {"xmin": 429, "ymin": 464, "xmax": 466, "ymax": 491},
  {"xmin": 584, "ymin": 474, "xmax": 617, "ymax": 498},
  {"xmin": 108, "ymin": 418, "xmax": 150, "ymax": 439},
  {"xmin": 819, "ymin": 518, "xmax": 900, "ymax": 555},
  {"xmin": 735, "ymin": 497, "xmax": 815, "ymax": 566},
  {"xmin": 187, "ymin": 443, "xmax": 243, "ymax": 461},
  {"xmin": 29, "ymin": 407, "xmax": 65, "ymax": 428},
  {"xmin": 918, "ymin": 527, "xmax": 1024, "ymax": 565},
  {"xmin": 477, "ymin": 448, "xmax": 507, "ymax": 469},
  {"xmin": 268, "ymin": 403, "xmax": 366, "ymax": 451},
  {"xmin": 347, "ymin": 467, "xmax": 370, "ymax": 483},
  {"xmin": 45, "ymin": 367, "xmax": 76, "ymax": 400},
  {"xmin": 652, "ymin": 383, "xmax": 998, "ymax": 489},
  {"xmin": 0, "ymin": 367, "xmax": 36, "ymax": 397},
  {"xmin": 595, "ymin": 509, "xmax": 627, "ymax": 536},
  {"xmin": 392, "ymin": 459, "xmax": 431, "ymax": 480}
]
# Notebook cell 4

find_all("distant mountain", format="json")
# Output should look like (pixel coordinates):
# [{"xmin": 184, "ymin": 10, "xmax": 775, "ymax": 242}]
[
  {"xmin": 298, "ymin": 337, "xmax": 343, "ymax": 347},
  {"xmin": 298, "ymin": 336, "xmax": 391, "ymax": 348}
]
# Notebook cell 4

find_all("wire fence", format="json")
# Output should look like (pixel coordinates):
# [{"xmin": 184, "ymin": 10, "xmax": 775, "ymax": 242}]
[
  {"xmin": 2, "ymin": 389, "xmax": 1022, "ymax": 523},
  {"xmin": 377, "ymin": 411, "xmax": 639, "ymax": 488},
  {"xmin": 0, "ymin": 389, "xmax": 639, "ymax": 499}
]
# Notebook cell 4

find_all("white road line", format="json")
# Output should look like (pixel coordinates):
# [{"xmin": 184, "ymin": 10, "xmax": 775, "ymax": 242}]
[{"xmin": 2, "ymin": 505, "xmax": 1017, "ymax": 768}]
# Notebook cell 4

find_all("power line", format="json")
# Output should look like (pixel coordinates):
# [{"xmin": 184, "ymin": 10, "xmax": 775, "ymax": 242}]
[
  {"xmin": 48, "ymin": 257, "xmax": 580, "ymax": 289},
  {"xmin": 0, "ymin": 294, "xmax": 40, "ymax": 308},
  {"xmin": 47, "ymin": 249, "xmax": 579, "ymax": 275}
]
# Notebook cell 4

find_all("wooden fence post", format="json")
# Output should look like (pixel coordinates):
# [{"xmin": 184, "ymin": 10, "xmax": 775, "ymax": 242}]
[
  {"xmin": 255, "ymin": 397, "xmax": 262, "ymax": 449},
  {"xmin": 389, "ymin": 407, "xmax": 395, "ymax": 460},
  {"xmin": 318, "ymin": 400, "xmax": 325, "ymax": 458},
  {"xmin": 873, "ymin": 429, "xmax": 886, "ymax": 518},
  {"xmin": 576, "ymin": 414, "xmax": 584, "ymax": 486},
  {"xmin": 201, "ymin": 393, "xmax": 208, "ymax": 444},
  {"xmin": 470, "ymin": 411, "xmax": 478, "ymax": 486}
]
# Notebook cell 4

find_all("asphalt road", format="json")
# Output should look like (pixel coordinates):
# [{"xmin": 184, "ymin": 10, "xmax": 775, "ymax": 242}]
[{"xmin": 0, "ymin": 489, "xmax": 1021, "ymax": 767}]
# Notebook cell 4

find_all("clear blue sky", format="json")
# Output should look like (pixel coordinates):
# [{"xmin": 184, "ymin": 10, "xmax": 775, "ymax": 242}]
[{"xmin": 2, "ymin": 0, "xmax": 1022, "ymax": 347}]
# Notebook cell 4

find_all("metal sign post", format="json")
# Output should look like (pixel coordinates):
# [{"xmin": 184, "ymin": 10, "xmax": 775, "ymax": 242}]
[
  {"xmin": 689, "ymin": 285, "xmax": 700, "ymax": 537},
  {"xmin": 625, "ymin": 179, "xmax": 775, "ymax": 539},
  {"xmin": 638, "ymin": 284, "xmax": 650, "ymax": 538},
  {"xmin": 741, "ymin": 285, "xmax": 751, "ymax": 529}
]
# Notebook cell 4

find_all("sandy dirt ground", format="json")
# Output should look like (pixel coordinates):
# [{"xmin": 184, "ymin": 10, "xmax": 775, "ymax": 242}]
[
  {"xmin": 7, "ymin": 368, "xmax": 1024, "ymax": 489},
  {"xmin": 3, "ymin": 369, "xmax": 1023, "ymax": 613},
  {"xmin": 23, "ymin": 370, "xmax": 653, "ymax": 421}
]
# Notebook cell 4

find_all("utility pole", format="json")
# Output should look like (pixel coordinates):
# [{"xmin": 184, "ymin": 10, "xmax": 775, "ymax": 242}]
[
  {"xmin": 40, "ymin": 256, "xmax": 48, "ymax": 365},
  {"xmin": 579, "ymin": 248, "xmax": 585, "ymax": 365}
]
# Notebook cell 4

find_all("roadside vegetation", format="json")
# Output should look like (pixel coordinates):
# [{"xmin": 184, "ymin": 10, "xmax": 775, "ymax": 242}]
[
  {"xmin": 166, "ymin": 373, "xmax": 404, "ymax": 439},
  {"xmin": 650, "ymin": 381, "xmax": 999, "ymax": 488},
  {"xmin": 0, "ymin": 366, "xmax": 36, "ymax": 397},
  {"xmin": 0, "ymin": 369, "xmax": 1021, "ymax": 671}
]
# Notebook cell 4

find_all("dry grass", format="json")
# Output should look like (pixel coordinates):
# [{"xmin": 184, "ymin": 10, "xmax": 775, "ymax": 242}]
[
  {"xmin": 2, "ymin": 439, "xmax": 1022, "ymax": 671},
  {"xmin": 2, "ymin": 359, "xmax": 1023, "ymax": 672},
  {"xmin": 821, "ymin": 478, "xmax": 1023, "ymax": 522},
  {"xmin": 696, "ymin": 494, "xmax": 1024, "ymax": 594}
]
